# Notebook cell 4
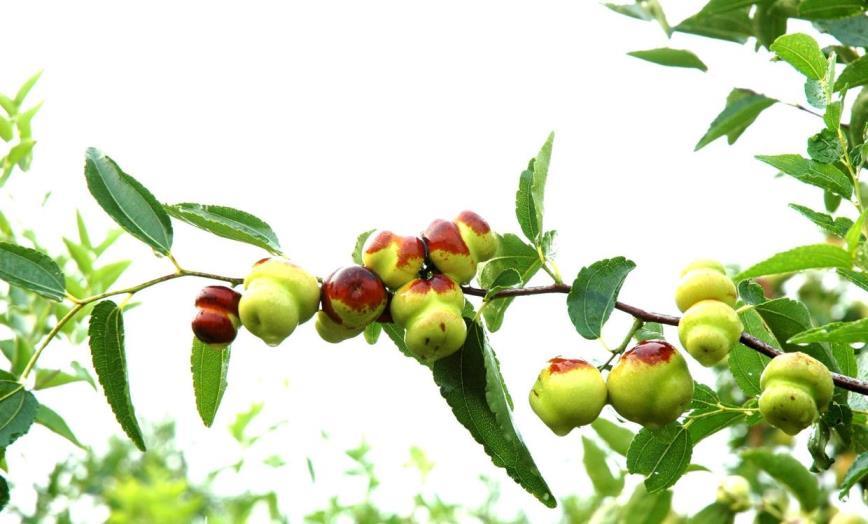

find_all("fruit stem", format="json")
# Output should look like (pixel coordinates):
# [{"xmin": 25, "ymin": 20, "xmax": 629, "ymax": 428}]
[{"xmin": 599, "ymin": 318, "xmax": 643, "ymax": 371}]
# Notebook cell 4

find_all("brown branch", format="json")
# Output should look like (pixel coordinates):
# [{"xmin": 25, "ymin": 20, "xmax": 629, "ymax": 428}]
[{"xmin": 462, "ymin": 284, "xmax": 868, "ymax": 396}]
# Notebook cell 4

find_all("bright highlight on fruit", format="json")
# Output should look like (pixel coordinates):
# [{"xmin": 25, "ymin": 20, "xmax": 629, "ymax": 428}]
[{"xmin": 529, "ymin": 357, "xmax": 607, "ymax": 436}]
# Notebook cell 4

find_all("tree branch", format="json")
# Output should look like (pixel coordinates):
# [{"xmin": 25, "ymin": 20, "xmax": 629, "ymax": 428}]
[{"xmin": 461, "ymin": 284, "xmax": 868, "ymax": 396}]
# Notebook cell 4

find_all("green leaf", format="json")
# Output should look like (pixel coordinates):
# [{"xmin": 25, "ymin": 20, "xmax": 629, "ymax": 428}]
[
  {"xmin": 737, "ymin": 280, "xmax": 766, "ymax": 305},
  {"xmin": 815, "ymin": 15, "xmax": 868, "ymax": 47},
  {"xmin": 13, "ymin": 70, "xmax": 41, "ymax": 106},
  {"xmin": 0, "ymin": 381, "xmax": 37, "ymax": 447},
  {"xmin": 191, "ymin": 337, "xmax": 231, "ymax": 428},
  {"xmin": 635, "ymin": 322, "xmax": 666, "ymax": 342},
  {"xmin": 0, "ymin": 475, "xmax": 7, "ymax": 511},
  {"xmin": 753, "ymin": 1, "xmax": 789, "ymax": 50},
  {"xmin": 686, "ymin": 385, "xmax": 750, "ymax": 443},
  {"xmin": 88, "ymin": 301, "xmax": 146, "ymax": 451},
  {"xmin": 800, "ymin": 0, "xmax": 867, "ymax": 21},
  {"xmin": 605, "ymin": 3, "xmax": 654, "ymax": 20},
  {"xmin": 530, "ymin": 135, "xmax": 554, "ymax": 230},
  {"xmin": 63, "ymin": 238, "xmax": 93, "ymax": 274},
  {"xmin": 84, "ymin": 148, "xmax": 173, "ymax": 256},
  {"xmin": 838, "ymin": 451, "xmax": 868, "ymax": 499},
  {"xmin": 0, "ymin": 115, "xmax": 12, "ymax": 142},
  {"xmin": 836, "ymin": 54, "xmax": 868, "ymax": 91},
  {"xmin": 432, "ymin": 320, "xmax": 555, "ymax": 507},
  {"xmin": 478, "ymin": 234, "xmax": 543, "ymax": 332},
  {"xmin": 699, "ymin": 0, "xmax": 760, "ymax": 15},
  {"xmin": 789, "ymin": 318, "xmax": 868, "ymax": 344},
  {"xmin": 91, "ymin": 260, "xmax": 132, "ymax": 292},
  {"xmin": 674, "ymin": 9, "xmax": 754, "ymax": 43},
  {"xmin": 34, "ymin": 368, "xmax": 94, "ymax": 391},
  {"xmin": 729, "ymin": 309, "xmax": 775, "ymax": 397},
  {"xmin": 838, "ymin": 268, "xmax": 868, "ymax": 291},
  {"xmin": 590, "ymin": 418, "xmax": 635, "ymax": 456},
  {"xmin": 35, "ymin": 403, "xmax": 84, "ymax": 449},
  {"xmin": 695, "ymin": 89, "xmax": 776, "ymax": 150},
  {"xmin": 807, "ymin": 128, "xmax": 843, "ymax": 163},
  {"xmin": 770, "ymin": 33, "xmax": 827, "ymax": 80},
  {"xmin": 566, "ymin": 257, "xmax": 636, "ymax": 340},
  {"xmin": 825, "ymin": 101, "xmax": 843, "ymax": 130},
  {"xmin": 582, "ymin": 436, "xmax": 624, "ymax": 497},
  {"xmin": 627, "ymin": 48, "xmax": 707, "ymax": 71},
  {"xmin": 621, "ymin": 484, "xmax": 673, "ymax": 524},
  {"xmin": 736, "ymin": 244, "xmax": 852, "ymax": 280},
  {"xmin": 0, "ymin": 242, "xmax": 65, "ymax": 301},
  {"xmin": 5, "ymin": 139, "xmax": 35, "ymax": 167},
  {"xmin": 626, "ymin": 423, "xmax": 693, "ymax": 493},
  {"xmin": 165, "ymin": 203, "xmax": 281, "ymax": 255},
  {"xmin": 15, "ymin": 102, "xmax": 41, "ymax": 140},
  {"xmin": 688, "ymin": 503, "xmax": 735, "ymax": 524},
  {"xmin": 363, "ymin": 322, "xmax": 381, "ymax": 345},
  {"xmin": 0, "ymin": 95, "xmax": 15, "ymax": 117},
  {"xmin": 515, "ymin": 161, "xmax": 541, "ymax": 244},
  {"xmin": 845, "ymin": 209, "xmax": 866, "ymax": 255},
  {"xmin": 741, "ymin": 449, "xmax": 821, "ymax": 510},
  {"xmin": 755, "ymin": 154, "xmax": 852, "ymax": 198},
  {"xmin": 352, "ymin": 229, "xmax": 375, "ymax": 265},
  {"xmin": 756, "ymin": 298, "xmax": 838, "ymax": 372},
  {"xmin": 788, "ymin": 204, "xmax": 853, "ymax": 237}
]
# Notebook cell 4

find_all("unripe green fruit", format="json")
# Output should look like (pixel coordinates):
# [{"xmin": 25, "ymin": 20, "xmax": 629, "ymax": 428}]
[
  {"xmin": 529, "ymin": 358, "xmax": 607, "ymax": 436},
  {"xmin": 454, "ymin": 211, "xmax": 498, "ymax": 263},
  {"xmin": 320, "ymin": 266, "xmax": 387, "ymax": 329},
  {"xmin": 315, "ymin": 311, "xmax": 364, "ymax": 343},
  {"xmin": 716, "ymin": 475, "xmax": 751, "ymax": 512},
  {"xmin": 607, "ymin": 340, "xmax": 694, "ymax": 428},
  {"xmin": 362, "ymin": 231, "xmax": 426, "ymax": 290},
  {"xmin": 679, "ymin": 259, "xmax": 727, "ymax": 277},
  {"xmin": 391, "ymin": 274, "xmax": 467, "ymax": 362},
  {"xmin": 759, "ymin": 352, "xmax": 833, "ymax": 435},
  {"xmin": 830, "ymin": 513, "xmax": 868, "ymax": 524},
  {"xmin": 678, "ymin": 300, "xmax": 743, "ymax": 367},
  {"xmin": 674, "ymin": 260, "xmax": 737, "ymax": 312},
  {"xmin": 238, "ymin": 258, "xmax": 320, "ymax": 346}
]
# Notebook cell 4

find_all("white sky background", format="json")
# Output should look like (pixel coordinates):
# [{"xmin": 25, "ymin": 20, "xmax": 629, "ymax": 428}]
[{"xmin": 1, "ymin": 1, "xmax": 866, "ymax": 522}]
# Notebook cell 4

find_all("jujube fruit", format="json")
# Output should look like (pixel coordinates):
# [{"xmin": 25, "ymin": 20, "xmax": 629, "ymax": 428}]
[
  {"xmin": 830, "ymin": 513, "xmax": 867, "ymax": 524},
  {"xmin": 191, "ymin": 285, "xmax": 242, "ymax": 345},
  {"xmin": 320, "ymin": 266, "xmax": 388, "ymax": 329},
  {"xmin": 758, "ymin": 352, "xmax": 833, "ymax": 435},
  {"xmin": 423, "ymin": 211, "xmax": 497, "ymax": 284},
  {"xmin": 362, "ymin": 231, "xmax": 426, "ymax": 290},
  {"xmin": 674, "ymin": 259, "xmax": 737, "ymax": 312},
  {"xmin": 238, "ymin": 257, "xmax": 320, "ymax": 346},
  {"xmin": 390, "ymin": 274, "xmax": 467, "ymax": 362},
  {"xmin": 315, "ymin": 311, "xmax": 365, "ymax": 343},
  {"xmin": 529, "ymin": 358, "xmax": 607, "ymax": 436},
  {"xmin": 606, "ymin": 340, "xmax": 694, "ymax": 428},
  {"xmin": 716, "ymin": 475, "xmax": 751, "ymax": 512},
  {"xmin": 678, "ymin": 299, "xmax": 743, "ymax": 366}
]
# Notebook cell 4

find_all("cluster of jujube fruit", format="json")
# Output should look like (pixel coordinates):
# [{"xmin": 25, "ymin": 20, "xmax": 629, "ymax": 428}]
[
  {"xmin": 529, "ymin": 260, "xmax": 835, "ymax": 437},
  {"xmin": 189, "ymin": 211, "xmax": 497, "ymax": 364}
]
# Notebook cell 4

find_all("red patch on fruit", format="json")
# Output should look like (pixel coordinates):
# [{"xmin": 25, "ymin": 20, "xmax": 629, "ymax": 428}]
[
  {"xmin": 455, "ymin": 210, "xmax": 491, "ymax": 235},
  {"xmin": 192, "ymin": 310, "xmax": 237, "ymax": 344},
  {"xmin": 195, "ymin": 286, "xmax": 241, "ymax": 315},
  {"xmin": 547, "ymin": 357, "xmax": 591, "ymax": 374},
  {"xmin": 253, "ymin": 257, "xmax": 271, "ymax": 266},
  {"xmin": 365, "ymin": 231, "xmax": 424, "ymax": 269},
  {"xmin": 405, "ymin": 274, "xmax": 456, "ymax": 295},
  {"xmin": 321, "ymin": 266, "xmax": 387, "ymax": 323},
  {"xmin": 424, "ymin": 219, "xmax": 470, "ymax": 255},
  {"xmin": 623, "ymin": 340, "xmax": 676, "ymax": 365}
]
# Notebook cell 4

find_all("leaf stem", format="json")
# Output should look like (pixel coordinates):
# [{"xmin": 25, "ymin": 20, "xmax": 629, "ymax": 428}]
[{"xmin": 19, "ymin": 303, "xmax": 84, "ymax": 381}]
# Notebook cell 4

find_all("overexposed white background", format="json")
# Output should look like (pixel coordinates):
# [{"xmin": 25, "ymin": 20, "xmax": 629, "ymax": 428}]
[{"xmin": 1, "ymin": 1, "xmax": 864, "ymax": 522}]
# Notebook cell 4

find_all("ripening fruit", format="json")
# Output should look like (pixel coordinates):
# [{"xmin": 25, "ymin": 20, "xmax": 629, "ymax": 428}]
[
  {"xmin": 830, "ymin": 513, "xmax": 868, "ymax": 524},
  {"xmin": 678, "ymin": 300, "xmax": 743, "ymax": 366},
  {"xmin": 363, "ymin": 231, "xmax": 426, "ymax": 290},
  {"xmin": 320, "ymin": 266, "xmax": 388, "ymax": 329},
  {"xmin": 423, "ymin": 219, "xmax": 477, "ymax": 284},
  {"xmin": 454, "ymin": 211, "xmax": 498, "ymax": 263},
  {"xmin": 238, "ymin": 257, "xmax": 320, "ymax": 346},
  {"xmin": 528, "ymin": 358, "xmax": 607, "ymax": 436},
  {"xmin": 607, "ymin": 340, "xmax": 694, "ymax": 428},
  {"xmin": 674, "ymin": 260, "xmax": 737, "ymax": 312},
  {"xmin": 192, "ymin": 286, "xmax": 242, "ymax": 345},
  {"xmin": 716, "ymin": 475, "xmax": 751, "ymax": 512},
  {"xmin": 315, "ymin": 311, "xmax": 365, "ymax": 343},
  {"xmin": 391, "ymin": 274, "xmax": 467, "ymax": 362},
  {"xmin": 758, "ymin": 352, "xmax": 834, "ymax": 435}
]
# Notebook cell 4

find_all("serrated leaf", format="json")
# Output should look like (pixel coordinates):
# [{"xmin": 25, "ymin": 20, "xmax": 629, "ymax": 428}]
[
  {"xmin": 756, "ymin": 154, "xmax": 852, "ymax": 198},
  {"xmin": 635, "ymin": 322, "xmax": 666, "ymax": 342},
  {"xmin": 729, "ymin": 309, "xmax": 776, "ymax": 397},
  {"xmin": 0, "ymin": 381, "xmax": 36, "ymax": 447},
  {"xmin": 800, "ymin": 0, "xmax": 866, "ymax": 21},
  {"xmin": 567, "ymin": 257, "xmax": 635, "ymax": 340},
  {"xmin": 432, "ymin": 320, "xmax": 555, "ymax": 507},
  {"xmin": 836, "ymin": 54, "xmax": 868, "ymax": 92},
  {"xmin": 770, "ymin": 33, "xmax": 827, "ymax": 80},
  {"xmin": 789, "ymin": 318, "xmax": 868, "ymax": 344},
  {"xmin": 695, "ymin": 89, "xmax": 776, "ymax": 150},
  {"xmin": 478, "ymin": 234, "xmax": 543, "ymax": 332},
  {"xmin": 815, "ymin": 15, "xmax": 868, "ymax": 47},
  {"xmin": 789, "ymin": 204, "xmax": 853, "ymax": 237},
  {"xmin": 583, "ymin": 436, "xmax": 624, "ymax": 497},
  {"xmin": 626, "ymin": 423, "xmax": 692, "ymax": 493},
  {"xmin": 165, "ymin": 203, "xmax": 280, "ymax": 255},
  {"xmin": 352, "ymin": 229, "xmax": 375, "ymax": 265},
  {"xmin": 839, "ymin": 451, "xmax": 868, "ymax": 499},
  {"xmin": 590, "ymin": 418, "xmax": 635, "ymax": 456},
  {"xmin": 531, "ymin": 132, "xmax": 554, "ymax": 236},
  {"xmin": 35, "ymin": 403, "xmax": 84, "ymax": 449},
  {"xmin": 737, "ymin": 280, "xmax": 766, "ymax": 305},
  {"xmin": 191, "ymin": 337, "xmax": 231, "ymax": 427},
  {"xmin": 675, "ymin": 9, "xmax": 754, "ymax": 43},
  {"xmin": 88, "ymin": 301, "xmax": 146, "ymax": 451},
  {"xmin": 756, "ymin": 298, "xmax": 838, "ymax": 372},
  {"xmin": 807, "ymin": 128, "xmax": 843, "ymax": 163},
  {"xmin": 753, "ymin": 1, "xmax": 789, "ymax": 50},
  {"xmin": 515, "ymin": 161, "xmax": 541, "ymax": 244},
  {"xmin": 627, "ymin": 48, "xmax": 708, "ymax": 71},
  {"xmin": 0, "ymin": 242, "xmax": 65, "ymax": 301},
  {"xmin": 84, "ymin": 148, "xmax": 173, "ymax": 256},
  {"xmin": 736, "ymin": 244, "xmax": 853, "ymax": 280},
  {"xmin": 742, "ymin": 449, "xmax": 821, "ymax": 510},
  {"xmin": 838, "ymin": 268, "xmax": 868, "ymax": 291}
]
